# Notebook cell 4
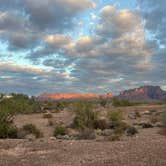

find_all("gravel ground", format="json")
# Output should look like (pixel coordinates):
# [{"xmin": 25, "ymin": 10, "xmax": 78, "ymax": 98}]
[{"xmin": 0, "ymin": 129, "xmax": 166, "ymax": 166}]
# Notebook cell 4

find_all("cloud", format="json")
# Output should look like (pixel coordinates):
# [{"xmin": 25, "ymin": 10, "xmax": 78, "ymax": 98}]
[
  {"xmin": 0, "ymin": 62, "xmax": 52, "ymax": 76},
  {"xmin": 24, "ymin": 0, "xmax": 95, "ymax": 30},
  {"xmin": 137, "ymin": 0, "xmax": 166, "ymax": 46},
  {"xmin": 97, "ymin": 5, "xmax": 142, "ymax": 38},
  {"xmin": 0, "ymin": 1, "xmax": 165, "ymax": 95}
]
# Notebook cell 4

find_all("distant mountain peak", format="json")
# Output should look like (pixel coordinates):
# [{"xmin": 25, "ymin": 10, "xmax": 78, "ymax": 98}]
[
  {"xmin": 37, "ymin": 93, "xmax": 113, "ymax": 101},
  {"xmin": 118, "ymin": 85, "xmax": 166, "ymax": 101}
]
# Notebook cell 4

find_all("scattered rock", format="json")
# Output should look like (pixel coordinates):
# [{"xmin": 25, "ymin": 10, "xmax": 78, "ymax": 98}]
[
  {"xmin": 102, "ymin": 129, "xmax": 113, "ymax": 136},
  {"xmin": 25, "ymin": 134, "xmax": 36, "ymax": 141},
  {"xmin": 128, "ymin": 113, "xmax": 137, "ymax": 119}
]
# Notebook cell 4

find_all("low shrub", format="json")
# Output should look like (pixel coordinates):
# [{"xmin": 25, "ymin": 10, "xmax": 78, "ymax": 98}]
[
  {"xmin": 0, "ymin": 124, "xmax": 18, "ymax": 139},
  {"xmin": 48, "ymin": 119, "xmax": 54, "ymax": 126},
  {"xmin": 158, "ymin": 126, "xmax": 166, "ymax": 136},
  {"xmin": 112, "ymin": 97, "xmax": 134, "ymax": 107},
  {"xmin": 142, "ymin": 123, "xmax": 153, "ymax": 128},
  {"xmin": 108, "ymin": 134, "xmax": 121, "ymax": 141},
  {"xmin": 150, "ymin": 117, "xmax": 158, "ymax": 124},
  {"xmin": 54, "ymin": 125, "xmax": 66, "ymax": 137},
  {"xmin": 160, "ymin": 111, "xmax": 166, "ymax": 125},
  {"xmin": 94, "ymin": 119, "xmax": 109, "ymax": 130},
  {"xmin": 73, "ymin": 101, "xmax": 98, "ymax": 129},
  {"xmin": 126, "ymin": 126, "xmax": 138, "ymax": 136},
  {"xmin": 77, "ymin": 128, "xmax": 95, "ymax": 140},
  {"xmin": 22, "ymin": 124, "xmax": 43, "ymax": 138},
  {"xmin": 43, "ymin": 113, "xmax": 53, "ymax": 119},
  {"xmin": 108, "ymin": 110, "xmax": 123, "ymax": 128}
]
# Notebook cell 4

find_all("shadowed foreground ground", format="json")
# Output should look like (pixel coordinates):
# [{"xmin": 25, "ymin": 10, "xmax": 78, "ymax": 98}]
[{"xmin": 0, "ymin": 129, "xmax": 166, "ymax": 166}]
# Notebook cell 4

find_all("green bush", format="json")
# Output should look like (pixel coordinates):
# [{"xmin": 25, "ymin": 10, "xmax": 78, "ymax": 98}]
[
  {"xmin": 0, "ymin": 108, "xmax": 18, "ymax": 138},
  {"xmin": 112, "ymin": 97, "xmax": 135, "ymax": 107},
  {"xmin": 77, "ymin": 128, "xmax": 95, "ymax": 140},
  {"xmin": 94, "ymin": 119, "xmax": 109, "ymax": 130},
  {"xmin": 43, "ymin": 113, "xmax": 53, "ymax": 119},
  {"xmin": 99, "ymin": 98, "xmax": 108, "ymax": 107},
  {"xmin": 0, "ymin": 123, "xmax": 18, "ymax": 138},
  {"xmin": 160, "ymin": 111, "xmax": 166, "ymax": 125},
  {"xmin": 54, "ymin": 125, "xmax": 66, "ymax": 137},
  {"xmin": 22, "ymin": 124, "xmax": 42, "ymax": 138},
  {"xmin": 73, "ymin": 101, "xmax": 98, "ymax": 129},
  {"xmin": 108, "ymin": 134, "xmax": 121, "ymax": 141},
  {"xmin": 108, "ymin": 110, "xmax": 123, "ymax": 128},
  {"xmin": 126, "ymin": 126, "xmax": 138, "ymax": 136},
  {"xmin": 158, "ymin": 126, "xmax": 166, "ymax": 136},
  {"xmin": 0, "ymin": 94, "xmax": 41, "ymax": 114}
]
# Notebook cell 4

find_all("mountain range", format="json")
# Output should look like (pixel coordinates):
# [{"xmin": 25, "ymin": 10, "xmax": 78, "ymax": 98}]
[
  {"xmin": 37, "ymin": 85, "xmax": 166, "ymax": 101},
  {"xmin": 117, "ymin": 85, "xmax": 166, "ymax": 101}
]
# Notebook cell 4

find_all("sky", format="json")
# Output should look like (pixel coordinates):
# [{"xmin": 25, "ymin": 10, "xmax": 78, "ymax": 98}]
[{"xmin": 0, "ymin": 0, "xmax": 165, "ymax": 95}]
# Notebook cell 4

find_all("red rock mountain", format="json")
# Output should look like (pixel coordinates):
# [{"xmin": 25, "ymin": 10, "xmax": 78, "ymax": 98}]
[
  {"xmin": 37, "ymin": 93, "xmax": 113, "ymax": 101},
  {"xmin": 118, "ymin": 86, "xmax": 166, "ymax": 101}
]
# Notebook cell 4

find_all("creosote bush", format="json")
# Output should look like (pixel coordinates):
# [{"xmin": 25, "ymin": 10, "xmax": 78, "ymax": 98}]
[
  {"xmin": 22, "ymin": 124, "xmax": 43, "ymax": 138},
  {"xmin": 108, "ymin": 110, "xmax": 124, "ymax": 128},
  {"xmin": 54, "ymin": 125, "xmax": 66, "ymax": 137},
  {"xmin": 126, "ymin": 126, "xmax": 138, "ymax": 136},
  {"xmin": 0, "ymin": 124, "xmax": 18, "ymax": 139},
  {"xmin": 160, "ymin": 111, "xmax": 166, "ymax": 125},
  {"xmin": 77, "ymin": 128, "xmax": 96, "ymax": 140},
  {"xmin": 73, "ymin": 101, "xmax": 98, "ymax": 129},
  {"xmin": 94, "ymin": 119, "xmax": 109, "ymax": 130},
  {"xmin": 0, "ymin": 109, "xmax": 18, "ymax": 139},
  {"xmin": 43, "ymin": 113, "xmax": 53, "ymax": 119},
  {"xmin": 112, "ymin": 97, "xmax": 134, "ymax": 107},
  {"xmin": 159, "ymin": 111, "xmax": 166, "ymax": 136}
]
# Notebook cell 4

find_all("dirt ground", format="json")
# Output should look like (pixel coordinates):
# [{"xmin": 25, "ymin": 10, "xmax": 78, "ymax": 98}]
[
  {"xmin": 0, "ymin": 128, "xmax": 166, "ymax": 166},
  {"xmin": 0, "ymin": 104, "xmax": 166, "ymax": 166}
]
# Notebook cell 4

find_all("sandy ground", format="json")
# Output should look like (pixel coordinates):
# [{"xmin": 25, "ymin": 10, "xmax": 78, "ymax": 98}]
[
  {"xmin": 0, "ymin": 104, "xmax": 166, "ymax": 166},
  {"xmin": 0, "ymin": 129, "xmax": 166, "ymax": 166}
]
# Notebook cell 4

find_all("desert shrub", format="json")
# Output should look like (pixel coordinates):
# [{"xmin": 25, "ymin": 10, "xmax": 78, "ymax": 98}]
[
  {"xmin": 160, "ymin": 111, "xmax": 166, "ymax": 125},
  {"xmin": 22, "ymin": 124, "xmax": 43, "ymax": 138},
  {"xmin": 73, "ymin": 101, "xmax": 98, "ymax": 129},
  {"xmin": 0, "ymin": 94, "xmax": 41, "ymax": 114},
  {"xmin": 94, "ymin": 119, "xmax": 109, "ymax": 130},
  {"xmin": 158, "ymin": 126, "xmax": 166, "ymax": 136},
  {"xmin": 112, "ymin": 97, "xmax": 134, "ymax": 107},
  {"xmin": 142, "ymin": 123, "xmax": 153, "ymax": 128},
  {"xmin": 99, "ymin": 98, "xmax": 108, "ymax": 107},
  {"xmin": 48, "ymin": 119, "xmax": 54, "ymax": 126},
  {"xmin": 150, "ymin": 117, "xmax": 158, "ymax": 124},
  {"xmin": 158, "ymin": 111, "xmax": 166, "ymax": 136},
  {"xmin": 0, "ymin": 123, "xmax": 18, "ymax": 138},
  {"xmin": 108, "ymin": 110, "xmax": 123, "ymax": 128},
  {"xmin": 0, "ymin": 108, "xmax": 18, "ymax": 138},
  {"xmin": 126, "ymin": 126, "xmax": 138, "ymax": 136},
  {"xmin": 135, "ymin": 111, "xmax": 141, "ymax": 118},
  {"xmin": 108, "ymin": 134, "xmax": 121, "ymax": 141},
  {"xmin": 54, "ymin": 125, "xmax": 66, "ymax": 137},
  {"xmin": 43, "ymin": 113, "xmax": 53, "ymax": 119},
  {"xmin": 77, "ymin": 128, "xmax": 95, "ymax": 140}
]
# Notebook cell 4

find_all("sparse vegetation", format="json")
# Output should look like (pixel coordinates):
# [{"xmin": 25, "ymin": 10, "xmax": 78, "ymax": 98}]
[
  {"xmin": 77, "ymin": 128, "xmax": 95, "ymax": 140},
  {"xmin": 0, "ymin": 108, "xmax": 18, "ymax": 138},
  {"xmin": 94, "ymin": 119, "xmax": 109, "ymax": 130},
  {"xmin": 22, "ymin": 124, "xmax": 43, "ymax": 138},
  {"xmin": 108, "ymin": 110, "xmax": 123, "ymax": 128},
  {"xmin": 0, "ymin": 123, "xmax": 18, "ymax": 139},
  {"xmin": 43, "ymin": 113, "xmax": 53, "ymax": 119},
  {"xmin": 72, "ymin": 101, "xmax": 98, "ymax": 129},
  {"xmin": 112, "ymin": 97, "xmax": 135, "ymax": 107},
  {"xmin": 54, "ymin": 125, "xmax": 67, "ymax": 137},
  {"xmin": 159, "ymin": 111, "xmax": 166, "ymax": 136},
  {"xmin": 160, "ymin": 111, "xmax": 166, "ymax": 125},
  {"xmin": 126, "ymin": 126, "xmax": 138, "ymax": 136}
]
